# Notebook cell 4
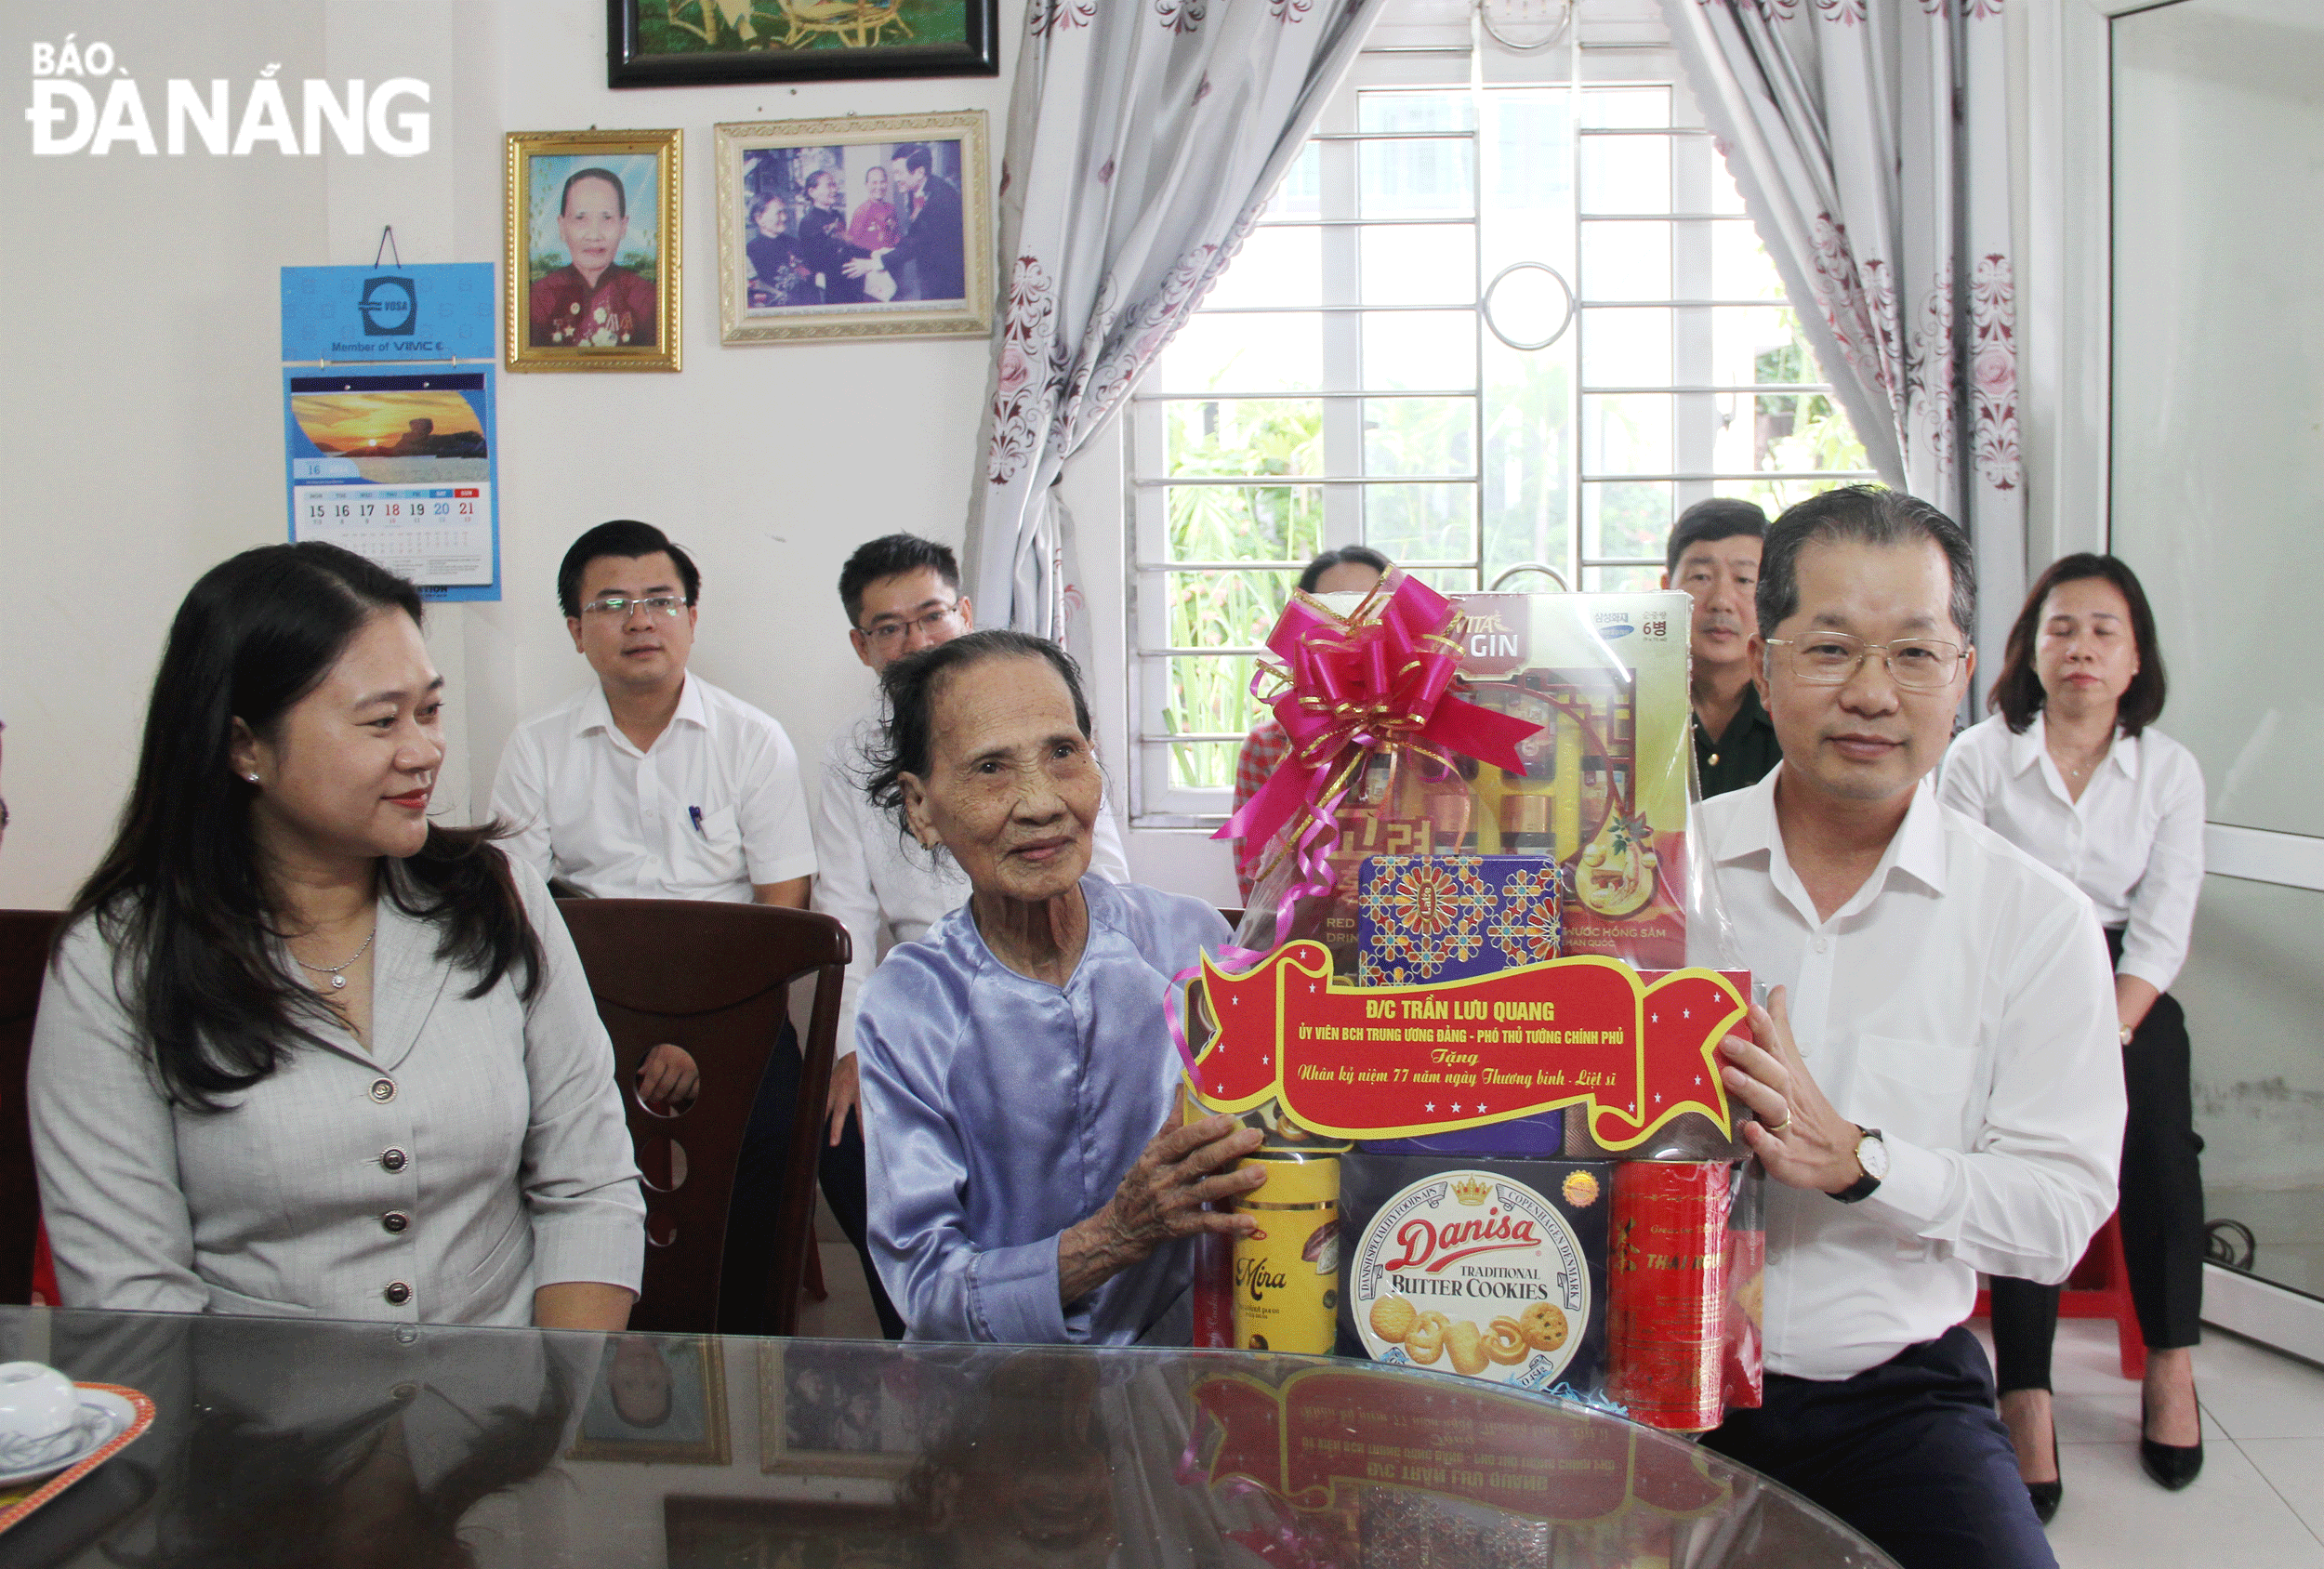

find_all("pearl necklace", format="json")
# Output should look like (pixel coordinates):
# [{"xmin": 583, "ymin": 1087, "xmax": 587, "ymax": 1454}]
[{"xmin": 293, "ymin": 926, "xmax": 376, "ymax": 990}]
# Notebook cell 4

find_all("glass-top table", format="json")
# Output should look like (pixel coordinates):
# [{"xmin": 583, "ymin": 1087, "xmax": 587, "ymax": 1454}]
[{"xmin": 0, "ymin": 1306, "xmax": 1892, "ymax": 1567}]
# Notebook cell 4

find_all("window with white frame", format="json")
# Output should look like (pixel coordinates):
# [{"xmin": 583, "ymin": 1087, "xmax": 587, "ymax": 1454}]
[{"xmin": 1127, "ymin": 8, "xmax": 1872, "ymax": 824}]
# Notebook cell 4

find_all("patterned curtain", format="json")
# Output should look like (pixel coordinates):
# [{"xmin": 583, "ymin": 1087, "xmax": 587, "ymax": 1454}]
[
  {"xmin": 964, "ymin": 0, "xmax": 1386, "ymax": 640},
  {"xmin": 1661, "ymin": 0, "xmax": 2025, "ymax": 657}
]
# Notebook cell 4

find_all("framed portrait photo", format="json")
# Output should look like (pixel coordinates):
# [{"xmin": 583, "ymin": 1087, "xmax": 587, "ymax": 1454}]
[
  {"xmin": 607, "ymin": 0, "xmax": 998, "ymax": 89},
  {"xmin": 714, "ymin": 112, "xmax": 990, "ymax": 346},
  {"xmin": 759, "ymin": 1342, "xmax": 918, "ymax": 1478},
  {"xmin": 505, "ymin": 129, "xmax": 682, "ymax": 372},
  {"xmin": 567, "ymin": 1334, "xmax": 731, "ymax": 1464}
]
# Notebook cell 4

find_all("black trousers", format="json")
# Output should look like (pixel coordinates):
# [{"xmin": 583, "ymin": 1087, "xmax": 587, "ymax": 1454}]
[
  {"xmin": 723, "ymin": 1021, "xmax": 905, "ymax": 1339},
  {"xmin": 1704, "ymin": 1325, "xmax": 2056, "ymax": 1569},
  {"xmin": 1990, "ymin": 929, "xmax": 2205, "ymax": 1391}
]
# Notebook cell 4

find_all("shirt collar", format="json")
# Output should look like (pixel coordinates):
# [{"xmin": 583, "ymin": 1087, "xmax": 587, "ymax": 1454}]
[
  {"xmin": 574, "ymin": 674, "xmax": 705, "ymax": 747},
  {"xmin": 2014, "ymin": 711, "xmax": 2143, "ymax": 782},
  {"xmin": 1714, "ymin": 765, "xmax": 1948, "ymax": 926}
]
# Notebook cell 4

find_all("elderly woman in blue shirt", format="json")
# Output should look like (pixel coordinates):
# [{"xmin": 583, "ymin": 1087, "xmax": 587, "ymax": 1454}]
[{"xmin": 856, "ymin": 631, "xmax": 1265, "ymax": 1344}]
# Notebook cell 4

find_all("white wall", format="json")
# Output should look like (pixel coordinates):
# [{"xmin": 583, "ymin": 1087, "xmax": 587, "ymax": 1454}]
[{"xmin": 0, "ymin": 0, "xmax": 1046, "ymax": 909}]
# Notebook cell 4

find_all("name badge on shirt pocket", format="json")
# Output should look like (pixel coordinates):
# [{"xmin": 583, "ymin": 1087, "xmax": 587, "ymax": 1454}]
[
  {"xmin": 674, "ymin": 803, "xmax": 744, "ymax": 889},
  {"xmin": 1855, "ymin": 1033, "xmax": 1976, "ymax": 1151}
]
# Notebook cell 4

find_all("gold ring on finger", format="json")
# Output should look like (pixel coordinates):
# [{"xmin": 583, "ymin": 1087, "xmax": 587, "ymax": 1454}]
[{"xmin": 1765, "ymin": 1114, "xmax": 1793, "ymax": 1134}]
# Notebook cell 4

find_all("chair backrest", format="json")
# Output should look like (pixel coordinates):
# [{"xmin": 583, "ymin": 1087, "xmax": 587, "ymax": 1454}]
[
  {"xmin": 554, "ymin": 899, "xmax": 848, "ymax": 1338},
  {"xmin": 0, "ymin": 911, "xmax": 64, "ymax": 1305}
]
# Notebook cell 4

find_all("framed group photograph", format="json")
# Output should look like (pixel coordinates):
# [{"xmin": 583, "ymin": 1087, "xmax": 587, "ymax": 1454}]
[
  {"xmin": 567, "ymin": 1334, "xmax": 731, "ymax": 1464},
  {"xmin": 608, "ymin": 0, "xmax": 998, "ymax": 89},
  {"xmin": 759, "ymin": 1342, "xmax": 918, "ymax": 1478},
  {"xmin": 714, "ymin": 112, "xmax": 991, "ymax": 346},
  {"xmin": 505, "ymin": 128, "xmax": 682, "ymax": 372}
]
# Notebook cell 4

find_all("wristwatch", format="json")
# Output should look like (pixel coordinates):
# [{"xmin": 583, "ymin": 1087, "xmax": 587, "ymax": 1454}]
[{"xmin": 1831, "ymin": 1127, "xmax": 1888, "ymax": 1204}]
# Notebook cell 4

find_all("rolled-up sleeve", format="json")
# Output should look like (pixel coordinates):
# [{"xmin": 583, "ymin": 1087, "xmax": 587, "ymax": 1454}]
[
  {"xmin": 511, "ymin": 868, "xmax": 646, "ymax": 1296},
  {"xmin": 1862, "ymin": 896, "xmax": 2125, "ymax": 1285},
  {"xmin": 29, "ymin": 922, "xmax": 208, "ymax": 1313},
  {"xmin": 859, "ymin": 979, "xmax": 1072, "ymax": 1345},
  {"xmin": 2119, "ymin": 745, "xmax": 2206, "ymax": 995}
]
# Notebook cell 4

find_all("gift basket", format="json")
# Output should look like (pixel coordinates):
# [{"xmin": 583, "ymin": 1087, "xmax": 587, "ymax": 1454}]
[{"xmin": 1178, "ymin": 572, "xmax": 1763, "ymax": 1432}]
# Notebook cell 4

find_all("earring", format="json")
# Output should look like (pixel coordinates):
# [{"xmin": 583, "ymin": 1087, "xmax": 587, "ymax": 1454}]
[{"xmin": 244, "ymin": 774, "xmax": 260, "ymax": 784}]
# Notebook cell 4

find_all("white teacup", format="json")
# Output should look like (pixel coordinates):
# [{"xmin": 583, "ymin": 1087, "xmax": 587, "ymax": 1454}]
[{"xmin": 0, "ymin": 1362, "xmax": 88, "ymax": 1470}]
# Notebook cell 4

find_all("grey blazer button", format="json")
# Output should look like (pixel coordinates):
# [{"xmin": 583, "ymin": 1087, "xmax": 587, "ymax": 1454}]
[
  {"xmin": 384, "ymin": 1281, "xmax": 412, "ymax": 1305},
  {"xmin": 382, "ymin": 1212, "xmax": 410, "ymax": 1234},
  {"xmin": 380, "ymin": 1148, "xmax": 408, "ymax": 1173},
  {"xmin": 369, "ymin": 1078, "xmax": 396, "ymax": 1103}
]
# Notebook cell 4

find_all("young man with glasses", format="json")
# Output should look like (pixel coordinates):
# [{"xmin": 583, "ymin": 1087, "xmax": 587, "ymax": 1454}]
[
  {"xmin": 493, "ymin": 520, "xmax": 815, "ymax": 910},
  {"xmin": 1697, "ymin": 486, "xmax": 2124, "ymax": 1569}
]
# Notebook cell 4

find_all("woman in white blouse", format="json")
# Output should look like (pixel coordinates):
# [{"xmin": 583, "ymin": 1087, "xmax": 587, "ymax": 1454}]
[
  {"xmin": 1939, "ymin": 553, "xmax": 2207, "ymax": 1514},
  {"xmin": 31, "ymin": 542, "xmax": 643, "ymax": 1328}
]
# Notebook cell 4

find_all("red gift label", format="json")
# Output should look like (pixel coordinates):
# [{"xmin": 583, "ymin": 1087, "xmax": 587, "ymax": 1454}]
[{"xmin": 1187, "ymin": 942, "xmax": 1746, "ymax": 1151}]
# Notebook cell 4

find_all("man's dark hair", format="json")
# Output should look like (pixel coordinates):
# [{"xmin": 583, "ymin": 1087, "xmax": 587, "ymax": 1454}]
[
  {"xmin": 560, "ymin": 165, "xmax": 627, "ymax": 218},
  {"xmin": 893, "ymin": 143, "xmax": 933, "ymax": 178},
  {"xmin": 1664, "ymin": 497, "xmax": 1769, "ymax": 578},
  {"xmin": 1988, "ymin": 553, "xmax": 2168, "ymax": 736},
  {"xmin": 1298, "ymin": 546, "xmax": 1392, "ymax": 595},
  {"xmin": 1757, "ymin": 484, "xmax": 1975, "ymax": 644},
  {"xmin": 557, "ymin": 521, "xmax": 701, "ymax": 618},
  {"xmin": 865, "ymin": 631, "xmax": 1093, "ymax": 826},
  {"xmin": 838, "ymin": 534, "xmax": 962, "ymax": 626}
]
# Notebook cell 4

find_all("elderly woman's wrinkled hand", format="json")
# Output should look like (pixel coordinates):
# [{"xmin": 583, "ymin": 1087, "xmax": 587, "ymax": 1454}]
[{"xmin": 1057, "ymin": 1114, "xmax": 1266, "ymax": 1306}]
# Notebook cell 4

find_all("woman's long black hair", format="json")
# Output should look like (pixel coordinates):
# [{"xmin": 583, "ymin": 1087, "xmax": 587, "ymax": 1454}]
[{"xmin": 67, "ymin": 542, "xmax": 543, "ymax": 1111}]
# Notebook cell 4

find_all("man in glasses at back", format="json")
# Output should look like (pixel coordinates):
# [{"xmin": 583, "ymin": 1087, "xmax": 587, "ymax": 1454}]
[
  {"xmin": 1697, "ymin": 486, "xmax": 2123, "ymax": 1569},
  {"xmin": 494, "ymin": 519, "xmax": 816, "ymax": 913},
  {"xmin": 491, "ymin": 520, "xmax": 815, "ymax": 1142}
]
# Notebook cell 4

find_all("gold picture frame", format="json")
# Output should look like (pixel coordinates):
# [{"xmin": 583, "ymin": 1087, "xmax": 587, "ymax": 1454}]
[
  {"xmin": 567, "ymin": 1334, "xmax": 731, "ymax": 1464},
  {"xmin": 505, "ymin": 128, "xmax": 682, "ymax": 372},
  {"xmin": 758, "ymin": 1341, "xmax": 916, "ymax": 1478},
  {"xmin": 714, "ymin": 111, "xmax": 991, "ymax": 346}
]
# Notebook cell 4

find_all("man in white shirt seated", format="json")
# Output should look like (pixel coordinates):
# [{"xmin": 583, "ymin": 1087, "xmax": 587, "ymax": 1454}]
[
  {"xmin": 1699, "ymin": 486, "xmax": 2125, "ymax": 1569},
  {"xmin": 491, "ymin": 520, "xmax": 840, "ymax": 1322}
]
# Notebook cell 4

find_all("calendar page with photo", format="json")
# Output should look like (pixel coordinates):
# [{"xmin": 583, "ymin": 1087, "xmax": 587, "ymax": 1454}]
[{"xmin": 284, "ymin": 369, "xmax": 499, "ymax": 596}]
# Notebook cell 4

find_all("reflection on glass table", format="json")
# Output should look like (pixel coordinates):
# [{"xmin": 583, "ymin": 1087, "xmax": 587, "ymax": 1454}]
[{"xmin": 0, "ymin": 1306, "xmax": 1896, "ymax": 1569}]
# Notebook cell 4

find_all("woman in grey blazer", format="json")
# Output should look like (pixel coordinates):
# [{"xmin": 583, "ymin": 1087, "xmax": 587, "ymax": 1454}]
[{"xmin": 30, "ymin": 543, "xmax": 644, "ymax": 1328}]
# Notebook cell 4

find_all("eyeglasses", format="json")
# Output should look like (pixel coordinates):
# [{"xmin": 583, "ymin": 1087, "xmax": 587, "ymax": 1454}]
[
  {"xmin": 1764, "ymin": 633, "xmax": 1965, "ymax": 691},
  {"xmin": 581, "ymin": 595, "xmax": 689, "ymax": 619},
  {"xmin": 860, "ymin": 603, "xmax": 961, "ymax": 647}
]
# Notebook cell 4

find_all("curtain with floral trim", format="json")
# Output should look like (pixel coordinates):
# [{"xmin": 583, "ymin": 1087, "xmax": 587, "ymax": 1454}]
[
  {"xmin": 1661, "ymin": 0, "xmax": 2025, "ymax": 657},
  {"xmin": 964, "ymin": 0, "xmax": 1385, "ymax": 641}
]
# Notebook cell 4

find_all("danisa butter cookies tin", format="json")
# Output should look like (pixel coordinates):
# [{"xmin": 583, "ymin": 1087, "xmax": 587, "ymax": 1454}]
[{"xmin": 1337, "ymin": 1154, "xmax": 1609, "ymax": 1396}]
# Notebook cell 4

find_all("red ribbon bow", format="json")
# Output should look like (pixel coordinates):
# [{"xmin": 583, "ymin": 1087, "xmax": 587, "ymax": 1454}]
[{"xmin": 1213, "ymin": 573, "xmax": 1538, "ymax": 864}]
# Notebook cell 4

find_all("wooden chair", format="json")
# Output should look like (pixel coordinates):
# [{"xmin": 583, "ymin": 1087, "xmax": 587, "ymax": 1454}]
[
  {"xmin": 0, "ymin": 912, "xmax": 63, "ymax": 1306},
  {"xmin": 556, "ymin": 899, "xmax": 848, "ymax": 1338}
]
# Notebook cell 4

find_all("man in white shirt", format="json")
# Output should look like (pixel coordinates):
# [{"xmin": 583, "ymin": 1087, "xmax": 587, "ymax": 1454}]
[
  {"xmin": 493, "ymin": 521, "xmax": 816, "ymax": 906},
  {"xmin": 1697, "ymin": 487, "xmax": 2124, "ymax": 1569},
  {"xmin": 491, "ymin": 521, "xmax": 834, "ymax": 1322}
]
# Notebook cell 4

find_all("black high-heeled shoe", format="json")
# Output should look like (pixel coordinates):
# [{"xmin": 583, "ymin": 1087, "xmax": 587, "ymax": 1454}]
[
  {"xmin": 2140, "ymin": 1392, "xmax": 2204, "ymax": 1491},
  {"xmin": 2026, "ymin": 1418, "xmax": 2063, "ymax": 1524}
]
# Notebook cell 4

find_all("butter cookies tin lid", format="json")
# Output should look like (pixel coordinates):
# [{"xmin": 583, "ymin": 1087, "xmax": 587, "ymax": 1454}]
[{"xmin": 1350, "ymin": 1168, "xmax": 1591, "ymax": 1390}]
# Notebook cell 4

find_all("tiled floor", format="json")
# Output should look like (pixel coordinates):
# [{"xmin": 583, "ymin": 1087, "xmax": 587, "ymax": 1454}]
[
  {"xmin": 789, "ymin": 1227, "xmax": 2324, "ymax": 1563},
  {"xmin": 1966, "ymin": 1316, "xmax": 2324, "ymax": 1567}
]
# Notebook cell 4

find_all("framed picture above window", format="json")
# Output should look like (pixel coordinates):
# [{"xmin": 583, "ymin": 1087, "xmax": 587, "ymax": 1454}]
[
  {"xmin": 608, "ymin": 0, "xmax": 999, "ymax": 89},
  {"xmin": 504, "ymin": 128, "xmax": 681, "ymax": 373},
  {"xmin": 713, "ymin": 112, "xmax": 991, "ymax": 346}
]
